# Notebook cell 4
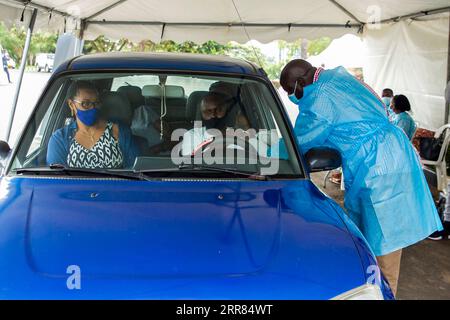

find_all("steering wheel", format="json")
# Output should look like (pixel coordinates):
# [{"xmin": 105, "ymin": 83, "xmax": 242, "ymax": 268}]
[{"xmin": 192, "ymin": 134, "xmax": 258, "ymax": 161}]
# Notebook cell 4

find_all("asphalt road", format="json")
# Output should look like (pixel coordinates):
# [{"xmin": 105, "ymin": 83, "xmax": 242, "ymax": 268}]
[{"xmin": 0, "ymin": 69, "xmax": 51, "ymax": 145}]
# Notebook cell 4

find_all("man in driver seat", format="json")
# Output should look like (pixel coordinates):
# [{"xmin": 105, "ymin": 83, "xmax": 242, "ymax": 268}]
[{"xmin": 181, "ymin": 92, "xmax": 231, "ymax": 156}]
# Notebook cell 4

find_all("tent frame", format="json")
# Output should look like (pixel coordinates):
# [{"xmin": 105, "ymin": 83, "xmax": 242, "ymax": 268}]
[
  {"xmin": 446, "ymin": 17, "xmax": 450, "ymax": 123},
  {"xmin": 5, "ymin": 0, "xmax": 450, "ymax": 36},
  {"xmin": 4, "ymin": 8, "xmax": 37, "ymax": 143}
]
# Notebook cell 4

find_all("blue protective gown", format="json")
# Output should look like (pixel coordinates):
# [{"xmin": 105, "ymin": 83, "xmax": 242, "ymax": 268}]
[
  {"xmin": 293, "ymin": 66, "xmax": 442, "ymax": 256},
  {"xmin": 391, "ymin": 111, "xmax": 417, "ymax": 140}
]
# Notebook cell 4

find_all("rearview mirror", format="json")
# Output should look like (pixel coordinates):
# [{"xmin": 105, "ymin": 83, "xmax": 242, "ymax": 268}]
[
  {"xmin": 304, "ymin": 147, "xmax": 341, "ymax": 172},
  {"xmin": 0, "ymin": 140, "xmax": 11, "ymax": 175},
  {"xmin": 0, "ymin": 141, "xmax": 11, "ymax": 159}
]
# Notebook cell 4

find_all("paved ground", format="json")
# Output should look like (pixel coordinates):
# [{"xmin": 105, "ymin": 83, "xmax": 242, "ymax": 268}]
[
  {"xmin": 311, "ymin": 171, "xmax": 450, "ymax": 300},
  {"xmin": 0, "ymin": 69, "xmax": 51, "ymax": 144}
]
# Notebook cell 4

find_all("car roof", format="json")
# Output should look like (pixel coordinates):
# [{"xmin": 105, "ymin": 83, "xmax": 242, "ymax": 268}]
[{"xmin": 53, "ymin": 52, "xmax": 266, "ymax": 77}]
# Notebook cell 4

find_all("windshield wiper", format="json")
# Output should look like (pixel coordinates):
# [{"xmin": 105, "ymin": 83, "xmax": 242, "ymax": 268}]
[
  {"xmin": 136, "ymin": 164, "xmax": 269, "ymax": 180},
  {"xmin": 180, "ymin": 164, "xmax": 269, "ymax": 180},
  {"xmin": 15, "ymin": 164, "xmax": 152, "ymax": 181}
]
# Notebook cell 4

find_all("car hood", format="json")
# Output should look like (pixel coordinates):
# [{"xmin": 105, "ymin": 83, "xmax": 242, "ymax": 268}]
[{"xmin": 0, "ymin": 176, "xmax": 366, "ymax": 299}]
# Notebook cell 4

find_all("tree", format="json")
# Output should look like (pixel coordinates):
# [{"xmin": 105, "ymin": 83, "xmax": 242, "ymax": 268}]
[
  {"xmin": 307, "ymin": 37, "xmax": 332, "ymax": 56},
  {"xmin": 0, "ymin": 23, "xmax": 25, "ymax": 63},
  {"xmin": 227, "ymin": 42, "xmax": 266, "ymax": 66},
  {"xmin": 0, "ymin": 22, "xmax": 332, "ymax": 77},
  {"xmin": 84, "ymin": 35, "xmax": 130, "ymax": 54},
  {"xmin": 0, "ymin": 23, "xmax": 58, "ymax": 66}
]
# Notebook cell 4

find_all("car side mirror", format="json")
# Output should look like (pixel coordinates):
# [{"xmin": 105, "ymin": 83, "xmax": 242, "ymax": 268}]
[
  {"xmin": 304, "ymin": 147, "xmax": 341, "ymax": 172},
  {"xmin": 0, "ymin": 140, "xmax": 11, "ymax": 160}
]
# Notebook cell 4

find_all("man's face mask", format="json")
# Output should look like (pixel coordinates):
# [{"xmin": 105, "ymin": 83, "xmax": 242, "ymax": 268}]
[
  {"xmin": 288, "ymin": 80, "xmax": 302, "ymax": 105},
  {"xmin": 203, "ymin": 118, "xmax": 219, "ymax": 130},
  {"xmin": 382, "ymin": 97, "xmax": 392, "ymax": 108}
]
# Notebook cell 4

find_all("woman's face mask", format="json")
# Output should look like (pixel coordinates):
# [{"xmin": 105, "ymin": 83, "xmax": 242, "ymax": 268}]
[
  {"xmin": 71, "ymin": 89, "xmax": 100, "ymax": 127},
  {"xmin": 76, "ymin": 107, "xmax": 99, "ymax": 127}
]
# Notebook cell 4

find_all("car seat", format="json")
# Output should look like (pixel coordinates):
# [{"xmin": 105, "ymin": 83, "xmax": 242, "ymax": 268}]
[
  {"xmin": 100, "ymin": 91, "xmax": 148, "ymax": 156},
  {"xmin": 117, "ymin": 85, "xmax": 145, "ymax": 111}
]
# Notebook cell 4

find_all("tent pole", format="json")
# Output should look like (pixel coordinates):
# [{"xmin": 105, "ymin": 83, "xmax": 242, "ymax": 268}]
[
  {"xmin": 5, "ymin": 0, "xmax": 74, "ymax": 20},
  {"xmin": 328, "ymin": 0, "xmax": 363, "ymax": 24},
  {"xmin": 446, "ymin": 15, "xmax": 450, "ymax": 124},
  {"xmin": 380, "ymin": 6, "xmax": 450, "ymax": 24},
  {"xmin": 5, "ymin": 8, "xmax": 37, "ymax": 143},
  {"xmin": 85, "ymin": 21, "xmax": 361, "ymax": 28}
]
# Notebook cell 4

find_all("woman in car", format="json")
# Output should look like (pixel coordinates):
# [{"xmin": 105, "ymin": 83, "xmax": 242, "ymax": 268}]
[{"xmin": 46, "ymin": 80, "xmax": 138, "ymax": 169}]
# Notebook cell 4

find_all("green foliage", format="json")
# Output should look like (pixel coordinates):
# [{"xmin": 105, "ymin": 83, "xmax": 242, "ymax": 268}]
[
  {"xmin": 0, "ymin": 23, "xmax": 25, "ymax": 63},
  {"xmin": 307, "ymin": 37, "xmax": 332, "ymax": 56},
  {"xmin": 0, "ymin": 22, "xmax": 332, "ymax": 79},
  {"xmin": 84, "ymin": 37, "xmax": 232, "ymax": 55},
  {"xmin": 227, "ymin": 42, "xmax": 265, "ymax": 65},
  {"xmin": 0, "ymin": 22, "xmax": 57, "ymax": 65},
  {"xmin": 261, "ymin": 40, "xmax": 303, "ymax": 79},
  {"xmin": 84, "ymin": 35, "xmax": 130, "ymax": 53}
]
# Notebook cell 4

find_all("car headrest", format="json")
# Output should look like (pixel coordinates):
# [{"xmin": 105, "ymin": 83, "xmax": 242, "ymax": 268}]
[
  {"xmin": 209, "ymin": 81, "xmax": 239, "ymax": 98},
  {"xmin": 117, "ymin": 85, "xmax": 144, "ymax": 110},
  {"xmin": 142, "ymin": 85, "xmax": 160, "ymax": 98},
  {"xmin": 100, "ymin": 91, "xmax": 133, "ymax": 126},
  {"xmin": 186, "ymin": 91, "xmax": 209, "ymax": 121},
  {"xmin": 142, "ymin": 85, "xmax": 185, "ymax": 99}
]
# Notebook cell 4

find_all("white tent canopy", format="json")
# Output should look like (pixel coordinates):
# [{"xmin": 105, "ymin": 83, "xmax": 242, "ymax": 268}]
[
  {"xmin": 364, "ymin": 18, "xmax": 449, "ymax": 130},
  {"xmin": 0, "ymin": 0, "xmax": 449, "ymax": 135},
  {"xmin": 0, "ymin": 0, "xmax": 448, "ymax": 43},
  {"xmin": 307, "ymin": 34, "xmax": 365, "ymax": 69}
]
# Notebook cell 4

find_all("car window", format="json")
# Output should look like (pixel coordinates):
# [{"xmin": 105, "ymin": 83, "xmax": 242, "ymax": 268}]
[
  {"xmin": 26, "ymin": 85, "xmax": 62, "ymax": 158},
  {"xmin": 9, "ymin": 72, "xmax": 303, "ymax": 179}
]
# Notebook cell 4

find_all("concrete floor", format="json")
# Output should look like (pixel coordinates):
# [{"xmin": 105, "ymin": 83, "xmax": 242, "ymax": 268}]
[{"xmin": 310, "ymin": 171, "xmax": 450, "ymax": 300}]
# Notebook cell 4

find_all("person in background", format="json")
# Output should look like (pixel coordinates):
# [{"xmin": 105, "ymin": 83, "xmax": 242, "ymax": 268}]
[
  {"xmin": 390, "ymin": 94, "xmax": 417, "ymax": 140},
  {"xmin": 2, "ymin": 49, "xmax": 12, "ymax": 84},
  {"xmin": 280, "ymin": 59, "xmax": 442, "ymax": 296},
  {"xmin": 381, "ymin": 88, "xmax": 394, "ymax": 117}
]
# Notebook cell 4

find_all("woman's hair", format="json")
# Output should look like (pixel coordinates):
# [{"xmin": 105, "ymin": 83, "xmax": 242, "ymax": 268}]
[
  {"xmin": 67, "ymin": 80, "xmax": 97, "ymax": 99},
  {"xmin": 392, "ymin": 94, "xmax": 411, "ymax": 112}
]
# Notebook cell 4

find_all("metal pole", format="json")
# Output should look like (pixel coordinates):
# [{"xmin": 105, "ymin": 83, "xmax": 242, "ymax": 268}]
[
  {"xmin": 445, "ymin": 15, "xmax": 450, "ymax": 124},
  {"xmin": 5, "ymin": 8, "xmax": 38, "ymax": 143}
]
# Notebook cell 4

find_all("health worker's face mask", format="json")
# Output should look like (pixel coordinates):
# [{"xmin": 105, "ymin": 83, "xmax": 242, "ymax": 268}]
[
  {"xmin": 288, "ymin": 80, "xmax": 301, "ymax": 105},
  {"xmin": 382, "ymin": 97, "xmax": 392, "ymax": 107}
]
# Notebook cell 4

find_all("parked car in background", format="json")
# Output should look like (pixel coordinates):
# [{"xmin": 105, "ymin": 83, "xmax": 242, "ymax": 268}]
[
  {"xmin": 35, "ymin": 53, "xmax": 54, "ymax": 72},
  {"xmin": 0, "ymin": 52, "xmax": 394, "ymax": 300}
]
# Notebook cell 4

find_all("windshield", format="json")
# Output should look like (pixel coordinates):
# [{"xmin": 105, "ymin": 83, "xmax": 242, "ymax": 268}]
[{"xmin": 9, "ymin": 72, "xmax": 303, "ymax": 179}]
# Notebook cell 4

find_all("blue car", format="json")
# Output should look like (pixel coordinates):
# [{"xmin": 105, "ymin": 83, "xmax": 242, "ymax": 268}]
[{"xmin": 0, "ymin": 52, "xmax": 394, "ymax": 300}]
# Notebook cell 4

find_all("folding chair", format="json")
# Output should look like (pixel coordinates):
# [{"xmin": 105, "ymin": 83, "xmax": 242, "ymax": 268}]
[{"xmin": 421, "ymin": 124, "xmax": 450, "ymax": 192}]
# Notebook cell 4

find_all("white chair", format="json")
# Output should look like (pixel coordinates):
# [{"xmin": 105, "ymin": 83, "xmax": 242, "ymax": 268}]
[
  {"xmin": 411, "ymin": 121, "xmax": 419, "ymax": 141},
  {"xmin": 421, "ymin": 124, "xmax": 450, "ymax": 192}
]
